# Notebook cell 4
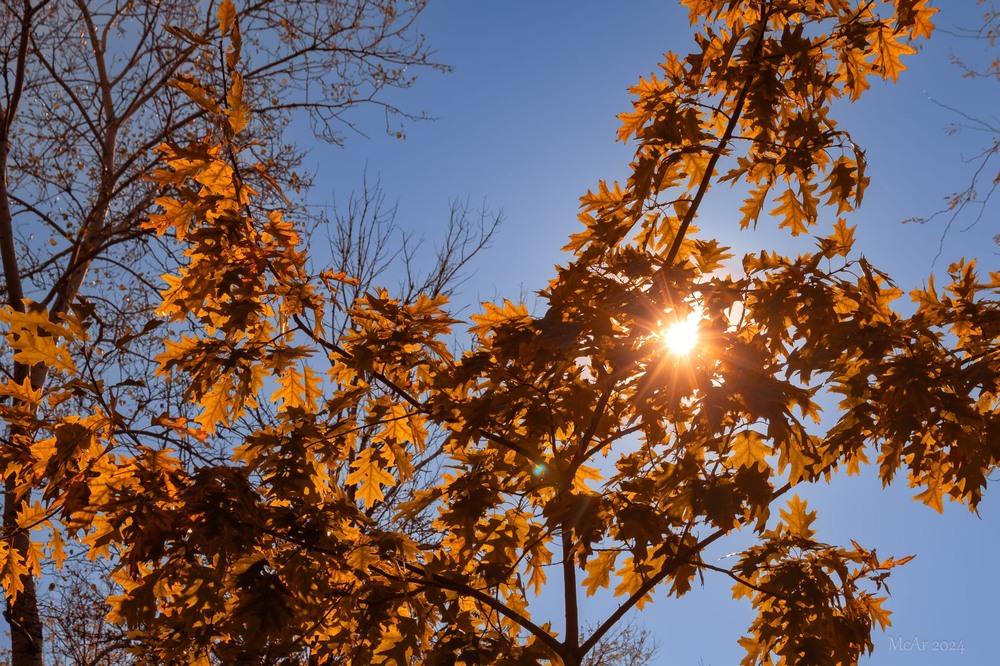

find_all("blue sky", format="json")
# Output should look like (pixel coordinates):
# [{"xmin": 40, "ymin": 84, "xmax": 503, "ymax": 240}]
[{"xmin": 309, "ymin": 2, "xmax": 999, "ymax": 663}]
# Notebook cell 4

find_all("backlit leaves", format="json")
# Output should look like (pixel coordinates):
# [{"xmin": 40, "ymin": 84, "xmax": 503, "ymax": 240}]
[
  {"xmin": 733, "ymin": 521, "xmax": 912, "ymax": 666},
  {"xmin": 272, "ymin": 363, "xmax": 323, "ymax": 411},
  {"xmin": 5, "ymin": 3, "xmax": 994, "ymax": 666},
  {"xmin": 771, "ymin": 185, "xmax": 819, "ymax": 236},
  {"xmin": 778, "ymin": 495, "xmax": 817, "ymax": 538},
  {"xmin": 345, "ymin": 448, "xmax": 397, "ymax": 508},
  {"xmin": 730, "ymin": 431, "xmax": 771, "ymax": 472},
  {"xmin": 0, "ymin": 302, "xmax": 86, "ymax": 375},
  {"xmin": 872, "ymin": 26, "xmax": 917, "ymax": 82},
  {"xmin": 468, "ymin": 299, "xmax": 531, "ymax": 338}
]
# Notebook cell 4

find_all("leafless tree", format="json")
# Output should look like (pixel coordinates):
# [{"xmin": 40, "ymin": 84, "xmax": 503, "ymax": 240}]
[
  {"xmin": 905, "ymin": 1, "xmax": 1000, "ymax": 254},
  {"xmin": 41, "ymin": 562, "xmax": 136, "ymax": 666},
  {"xmin": 583, "ymin": 617, "xmax": 660, "ymax": 666}
]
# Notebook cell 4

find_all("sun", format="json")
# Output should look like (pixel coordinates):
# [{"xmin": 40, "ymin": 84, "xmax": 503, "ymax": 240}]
[{"xmin": 661, "ymin": 311, "xmax": 701, "ymax": 355}]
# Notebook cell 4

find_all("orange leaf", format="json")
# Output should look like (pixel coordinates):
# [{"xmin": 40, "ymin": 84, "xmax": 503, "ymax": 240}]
[
  {"xmin": 345, "ymin": 448, "xmax": 397, "ymax": 509},
  {"xmin": 873, "ymin": 27, "xmax": 916, "ymax": 83},
  {"xmin": 218, "ymin": 0, "xmax": 236, "ymax": 36},
  {"xmin": 779, "ymin": 495, "xmax": 817, "ymax": 538}
]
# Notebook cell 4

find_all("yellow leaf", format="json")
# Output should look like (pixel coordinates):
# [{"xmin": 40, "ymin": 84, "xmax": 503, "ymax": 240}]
[
  {"xmin": 820, "ymin": 218, "xmax": 856, "ymax": 258},
  {"xmin": 866, "ymin": 595, "xmax": 893, "ymax": 631},
  {"xmin": 682, "ymin": 151, "xmax": 712, "ymax": 190},
  {"xmin": 374, "ymin": 403, "xmax": 427, "ymax": 448},
  {"xmin": 194, "ymin": 159, "xmax": 236, "ymax": 195},
  {"xmin": 16, "ymin": 502, "xmax": 49, "ymax": 533},
  {"xmin": 913, "ymin": 484, "xmax": 944, "ymax": 513},
  {"xmin": 0, "ymin": 303, "xmax": 79, "ymax": 374},
  {"xmin": 580, "ymin": 180, "xmax": 625, "ymax": 212},
  {"xmin": 582, "ymin": 550, "xmax": 618, "ymax": 596},
  {"xmin": 9, "ymin": 339, "xmax": 76, "ymax": 374},
  {"xmin": 47, "ymin": 529, "xmax": 67, "ymax": 569},
  {"xmin": 469, "ymin": 299, "xmax": 531, "ymax": 338},
  {"xmin": 910, "ymin": 3, "xmax": 937, "ymax": 40},
  {"xmin": 779, "ymin": 495, "xmax": 817, "ymax": 537},
  {"xmin": 226, "ymin": 71, "xmax": 248, "ymax": 134},
  {"xmin": 373, "ymin": 625, "xmax": 405, "ymax": 663},
  {"xmin": 837, "ymin": 47, "xmax": 871, "ymax": 101},
  {"xmin": 739, "ymin": 182, "xmax": 770, "ymax": 229},
  {"xmin": 0, "ymin": 540, "xmax": 23, "ymax": 599},
  {"xmin": 729, "ymin": 430, "xmax": 770, "ymax": 471},
  {"xmin": 145, "ymin": 196, "xmax": 198, "ymax": 240},
  {"xmin": 613, "ymin": 556, "xmax": 656, "ymax": 608},
  {"xmin": 0, "ymin": 377, "xmax": 43, "ymax": 405},
  {"xmin": 194, "ymin": 374, "xmax": 235, "ymax": 433},
  {"xmin": 347, "ymin": 544, "xmax": 378, "ymax": 573},
  {"xmin": 272, "ymin": 364, "xmax": 308, "ymax": 410},
  {"xmin": 226, "ymin": 20, "xmax": 242, "ymax": 69},
  {"xmin": 302, "ymin": 366, "xmax": 324, "ymax": 407},
  {"xmin": 571, "ymin": 464, "xmax": 604, "ymax": 492},
  {"xmin": 171, "ymin": 76, "xmax": 220, "ymax": 114},
  {"xmin": 345, "ymin": 448, "xmax": 397, "ymax": 509},
  {"xmin": 822, "ymin": 157, "xmax": 863, "ymax": 213},
  {"xmin": 770, "ymin": 187, "xmax": 812, "ymax": 236}
]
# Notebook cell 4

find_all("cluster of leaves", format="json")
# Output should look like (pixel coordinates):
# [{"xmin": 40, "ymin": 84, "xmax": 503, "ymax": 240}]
[
  {"xmin": 3, "ymin": 1, "xmax": 1000, "ymax": 666},
  {"xmin": 0, "ymin": 0, "xmax": 443, "ymax": 662}
]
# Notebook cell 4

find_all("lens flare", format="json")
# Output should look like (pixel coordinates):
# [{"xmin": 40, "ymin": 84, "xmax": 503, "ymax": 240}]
[{"xmin": 661, "ymin": 311, "xmax": 700, "ymax": 355}]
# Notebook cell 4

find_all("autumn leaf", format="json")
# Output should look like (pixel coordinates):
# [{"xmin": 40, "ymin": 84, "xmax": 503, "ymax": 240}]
[
  {"xmin": 582, "ymin": 550, "xmax": 618, "ymax": 597},
  {"xmin": 171, "ymin": 75, "xmax": 221, "ymax": 114},
  {"xmin": 903, "ymin": 1, "xmax": 937, "ymax": 40},
  {"xmin": 271, "ymin": 364, "xmax": 322, "ymax": 411},
  {"xmin": 0, "ymin": 541, "xmax": 24, "ymax": 599},
  {"xmin": 779, "ymin": 495, "xmax": 817, "ymax": 538},
  {"xmin": 913, "ymin": 484, "xmax": 944, "ymax": 513},
  {"xmin": 15, "ymin": 502, "xmax": 49, "ymax": 533},
  {"xmin": 374, "ymin": 403, "xmax": 427, "ymax": 448},
  {"xmin": 469, "ymin": 299, "xmax": 531, "ymax": 338},
  {"xmin": 194, "ymin": 159, "xmax": 237, "ymax": 195},
  {"xmin": 820, "ymin": 218, "xmax": 857, "ymax": 258},
  {"xmin": 771, "ymin": 187, "xmax": 812, "ymax": 235},
  {"xmin": 345, "ymin": 448, "xmax": 397, "ymax": 508},
  {"xmin": 866, "ymin": 595, "xmax": 893, "ymax": 631},
  {"xmin": 872, "ymin": 27, "xmax": 916, "ymax": 83},
  {"xmin": 729, "ymin": 431, "xmax": 770, "ymax": 472},
  {"xmin": 193, "ymin": 374, "xmax": 236, "ymax": 433},
  {"xmin": 739, "ymin": 181, "xmax": 770, "ymax": 229},
  {"xmin": 0, "ymin": 377, "xmax": 43, "ymax": 406},
  {"xmin": 226, "ymin": 72, "xmax": 249, "ymax": 135},
  {"xmin": 347, "ymin": 545, "xmax": 379, "ymax": 574},
  {"xmin": 218, "ymin": 0, "xmax": 236, "ymax": 36},
  {"xmin": 15, "ymin": 2, "xmax": 968, "ymax": 664},
  {"xmin": 580, "ymin": 180, "xmax": 625, "ymax": 212},
  {"xmin": 0, "ymin": 304, "xmax": 80, "ymax": 374}
]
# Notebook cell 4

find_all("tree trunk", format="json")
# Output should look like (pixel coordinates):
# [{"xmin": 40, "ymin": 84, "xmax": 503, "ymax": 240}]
[{"xmin": 3, "ymin": 478, "xmax": 43, "ymax": 666}]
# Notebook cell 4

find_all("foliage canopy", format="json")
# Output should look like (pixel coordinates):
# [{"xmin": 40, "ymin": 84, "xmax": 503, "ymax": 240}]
[
  {"xmin": 0, "ymin": 0, "xmax": 442, "ymax": 661},
  {"xmin": 4, "ymin": 1, "xmax": 998, "ymax": 666}
]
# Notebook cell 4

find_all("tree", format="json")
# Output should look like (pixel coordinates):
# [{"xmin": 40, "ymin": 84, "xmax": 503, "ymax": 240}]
[
  {"xmin": 0, "ymin": 0, "xmax": 444, "ymax": 663},
  {"xmin": 906, "ymin": 0, "xmax": 999, "ymax": 244},
  {"xmin": 7, "ymin": 1, "xmax": 998, "ymax": 666},
  {"xmin": 37, "ymin": 559, "xmax": 137, "ymax": 666},
  {"xmin": 582, "ymin": 619, "xmax": 659, "ymax": 666}
]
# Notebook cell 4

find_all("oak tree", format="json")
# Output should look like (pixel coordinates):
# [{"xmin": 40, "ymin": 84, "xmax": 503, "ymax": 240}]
[
  {"xmin": 0, "ymin": 0, "xmax": 443, "ymax": 663},
  {"xmin": 6, "ymin": 2, "xmax": 999, "ymax": 666}
]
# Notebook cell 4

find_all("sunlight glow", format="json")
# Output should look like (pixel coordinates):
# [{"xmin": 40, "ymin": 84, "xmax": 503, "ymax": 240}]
[{"xmin": 661, "ymin": 311, "xmax": 701, "ymax": 355}]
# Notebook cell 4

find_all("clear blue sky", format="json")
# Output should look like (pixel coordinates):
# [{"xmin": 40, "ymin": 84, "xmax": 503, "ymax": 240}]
[{"xmin": 311, "ymin": 2, "xmax": 999, "ymax": 663}]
